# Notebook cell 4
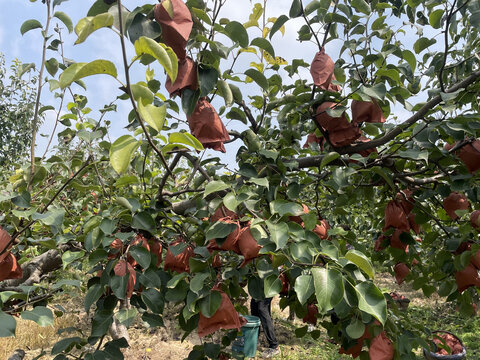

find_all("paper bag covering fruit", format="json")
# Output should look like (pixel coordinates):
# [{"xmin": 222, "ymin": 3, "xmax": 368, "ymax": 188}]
[
  {"xmin": 303, "ymin": 132, "xmax": 325, "ymax": 150},
  {"xmin": 302, "ymin": 303, "xmax": 318, "ymax": 326},
  {"xmin": 368, "ymin": 331, "xmax": 394, "ymax": 360},
  {"xmin": 165, "ymin": 57, "xmax": 198, "ymax": 97},
  {"xmin": 310, "ymin": 48, "xmax": 341, "ymax": 92},
  {"xmin": 164, "ymin": 237, "xmax": 194, "ymax": 273},
  {"xmin": 154, "ymin": 0, "xmax": 193, "ymax": 60},
  {"xmin": 237, "ymin": 224, "xmax": 261, "ymax": 267},
  {"xmin": 394, "ymin": 262, "xmax": 410, "ymax": 285},
  {"xmin": 445, "ymin": 139, "xmax": 480, "ymax": 173},
  {"xmin": 207, "ymin": 219, "xmax": 241, "ymax": 254},
  {"xmin": 315, "ymin": 102, "xmax": 361, "ymax": 147},
  {"xmin": 443, "ymin": 191, "xmax": 469, "ymax": 220},
  {"xmin": 187, "ymin": 98, "xmax": 230, "ymax": 152},
  {"xmin": 383, "ymin": 200, "xmax": 410, "ymax": 232},
  {"xmin": 197, "ymin": 288, "xmax": 247, "ymax": 337},
  {"xmin": 114, "ymin": 260, "xmax": 137, "ymax": 298},
  {"xmin": 351, "ymin": 99, "xmax": 386, "ymax": 125},
  {"xmin": 0, "ymin": 227, "xmax": 23, "ymax": 282}
]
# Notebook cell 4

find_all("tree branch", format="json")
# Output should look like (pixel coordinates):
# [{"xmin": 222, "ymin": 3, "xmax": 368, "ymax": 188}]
[{"xmin": 338, "ymin": 69, "xmax": 480, "ymax": 154}]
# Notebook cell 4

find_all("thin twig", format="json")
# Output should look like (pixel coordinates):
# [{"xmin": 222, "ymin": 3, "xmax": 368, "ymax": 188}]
[
  {"xmin": 29, "ymin": 0, "xmax": 52, "ymax": 189},
  {"xmin": 438, "ymin": 0, "xmax": 457, "ymax": 92},
  {"xmin": 116, "ymin": 0, "xmax": 173, "ymax": 178}
]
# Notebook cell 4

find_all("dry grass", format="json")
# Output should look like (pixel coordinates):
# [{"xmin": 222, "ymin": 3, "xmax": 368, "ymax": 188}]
[{"xmin": 0, "ymin": 311, "xmax": 78, "ymax": 360}]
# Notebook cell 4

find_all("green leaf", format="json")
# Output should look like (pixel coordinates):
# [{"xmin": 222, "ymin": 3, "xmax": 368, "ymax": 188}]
[
  {"xmin": 181, "ymin": 88, "xmax": 201, "ymax": 116},
  {"xmin": 270, "ymin": 200, "xmax": 304, "ymax": 217},
  {"xmin": 204, "ymin": 181, "xmax": 229, "ymax": 197},
  {"xmin": 413, "ymin": 37, "xmax": 437, "ymax": 54},
  {"xmin": 127, "ymin": 13, "xmax": 162, "ymax": 44},
  {"xmin": 312, "ymin": 268, "xmax": 344, "ymax": 313},
  {"xmin": 32, "ymin": 208, "xmax": 65, "ymax": 227},
  {"xmin": 116, "ymin": 308, "xmax": 138, "ymax": 328},
  {"xmin": 402, "ymin": 50, "xmax": 416, "ymax": 72},
  {"xmin": 345, "ymin": 250, "xmax": 375, "ymax": 279},
  {"xmin": 198, "ymin": 65, "xmax": 219, "ymax": 97},
  {"xmin": 245, "ymin": 68, "xmax": 269, "ymax": 91},
  {"xmin": 320, "ymin": 152, "xmax": 340, "ymax": 169},
  {"xmin": 250, "ymin": 37, "xmax": 275, "ymax": 58},
  {"xmin": 54, "ymin": 11, "xmax": 73, "ymax": 33},
  {"xmin": 139, "ymin": 269, "xmax": 162, "ymax": 289},
  {"xmin": 62, "ymin": 250, "xmax": 85, "ymax": 269},
  {"xmin": 109, "ymin": 135, "xmax": 140, "ymax": 175},
  {"xmin": 248, "ymin": 178, "xmax": 269, "ymax": 188},
  {"xmin": 132, "ymin": 211, "xmax": 155, "ymax": 233},
  {"xmin": 169, "ymin": 132, "xmax": 204, "ymax": 151},
  {"xmin": 407, "ymin": 0, "xmax": 422, "ymax": 7},
  {"xmin": 21, "ymin": 306, "xmax": 54, "ymax": 327},
  {"xmin": 91, "ymin": 310, "xmax": 113, "ymax": 337},
  {"xmin": 51, "ymin": 337, "xmax": 82, "ymax": 355},
  {"xmin": 360, "ymin": 83, "xmax": 386, "ymax": 100},
  {"xmin": 75, "ymin": 13, "xmax": 113, "ymax": 44},
  {"xmin": 304, "ymin": 1, "xmax": 321, "ymax": 15},
  {"xmin": 346, "ymin": 318, "xmax": 366, "ymax": 339},
  {"xmin": 351, "ymin": 0, "xmax": 371, "ymax": 14},
  {"xmin": 190, "ymin": 273, "xmax": 210, "ymax": 294},
  {"xmin": 45, "ymin": 58, "xmax": 59, "ymax": 77},
  {"xmin": 355, "ymin": 282, "xmax": 387, "ymax": 325},
  {"xmin": 264, "ymin": 274, "xmax": 282, "ymax": 298},
  {"xmin": 269, "ymin": 15, "xmax": 289, "ymax": 39},
  {"xmin": 134, "ymin": 36, "xmax": 178, "ymax": 83},
  {"xmin": 199, "ymin": 291, "xmax": 222, "ymax": 318},
  {"xmin": 85, "ymin": 283, "xmax": 104, "ymax": 313},
  {"xmin": 137, "ymin": 102, "xmax": 166, "ymax": 132},
  {"xmin": 59, "ymin": 60, "xmax": 117, "ymax": 89},
  {"xmin": 0, "ymin": 311, "xmax": 16, "ymax": 337},
  {"xmin": 266, "ymin": 221, "xmax": 289, "ymax": 250},
  {"xmin": 217, "ymin": 79, "xmax": 233, "ymax": 107},
  {"xmin": 294, "ymin": 274, "xmax": 315, "ymax": 305},
  {"xmin": 397, "ymin": 149, "xmax": 429, "ymax": 163},
  {"xmin": 129, "ymin": 246, "xmax": 152, "ymax": 269},
  {"xmin": 429, "ymin": 9, "xmax": 444, "ymax": 29},
  {"xmin": 223, "ymin": 193, "xmax": 238, "ymax": 212},
  {"xmin": 289, "ymin": 0, "xmax": 302, "ymax": 18},
  {"xmin": 167, "ymin": 273, "xmax": 189, "ymax": 288},
  {"xmin": 206, "ymin": 222, "xmax": 238, "ymax": 241},
  {"xmin": 371, "ymin": 166, "xmax": 395, "ymax": 191},
  {"xmin": 376, "ymin": 68, "xmax": 401, "ymax": 84},
  {"xmin": 20, "ymin": 19, "xmax": 42, "ymax": 35},
  {"xmin": 142, "ymin": 312, "xmax": 164, "ymax": 327},
  {"xmin": 12, "ymin": 191, "xmax": 31, "ymax": 208},
  {"xmin": 142, "ymin": 289, "xmax": 165, "ymax": 313},
  {"xmin": 130, "ymin": 84, "xmax": 154, "ymax": 105},
  {"xmin": 225, "ymin": 21, "xmax": 249, "ymax": 47}
]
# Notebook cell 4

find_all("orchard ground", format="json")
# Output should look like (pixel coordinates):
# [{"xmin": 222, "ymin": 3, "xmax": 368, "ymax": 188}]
[{"xmin": 1, "ymin": 272, "xmax": 478, "ymax": 360}]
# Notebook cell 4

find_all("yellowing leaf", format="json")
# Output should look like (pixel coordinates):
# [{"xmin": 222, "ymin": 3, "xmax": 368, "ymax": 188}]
[
  {"xmin": 137, "ymin": 102, "xmax": 166, "ymax": 132},
  {"xmin": 110, "ymin": 135, "xmax": 140, "ymax": 175},
  {"xmin": 59, "ymin": 60, "xmax": 117, "ymax": 89},
  {"xmin": 75, "ymin": 13, "xmax": 114, "ymax": 44},
  {"xmin": 134, "ymin": 36, "xmax": 178, "ymax": 83}
]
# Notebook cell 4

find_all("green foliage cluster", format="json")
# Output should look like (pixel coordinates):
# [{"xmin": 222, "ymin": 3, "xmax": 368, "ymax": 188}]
[{"xmin": 0, "ymin": 54, "xmax": 38, "ymax": 167}]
